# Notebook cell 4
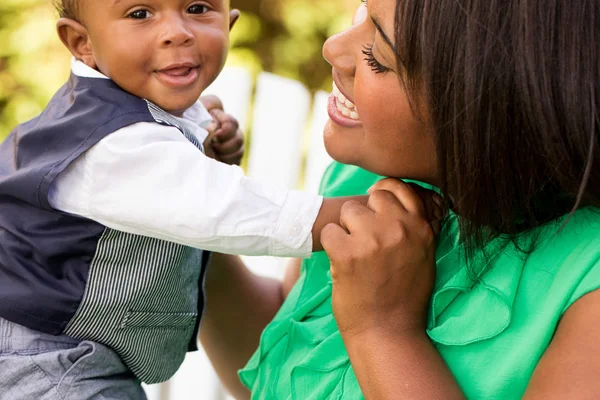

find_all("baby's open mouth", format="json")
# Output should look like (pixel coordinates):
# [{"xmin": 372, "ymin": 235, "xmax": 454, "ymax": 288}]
[
  {"xmin": 155, "ymin": 64, "xmax": 200, "ymax": 88},
  {"xmin": 160, "ymin": 65, "xmax": 197, "ymax": 76}
]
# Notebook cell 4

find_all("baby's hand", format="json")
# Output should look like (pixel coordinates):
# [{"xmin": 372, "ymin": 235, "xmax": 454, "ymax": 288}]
[
  {"xmin": 199, "ymin": 95, "xmax": 245, "ymax": 166},
  {"xmin": 209, "ymin": 108, "xmax": 245, "ymax": 166}
]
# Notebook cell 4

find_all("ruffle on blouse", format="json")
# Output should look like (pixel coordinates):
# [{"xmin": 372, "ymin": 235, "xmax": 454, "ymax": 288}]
[
  {"xmin": 427, "ymin": 239, "xmax": 524, "ymax": 345},
  {"xmin": 239, "ymin": 275, "xmax": 363, "ymax": 399},
  {"xmin": 240, "ymin": 218, "xmax": 526, "ymax": 398}
]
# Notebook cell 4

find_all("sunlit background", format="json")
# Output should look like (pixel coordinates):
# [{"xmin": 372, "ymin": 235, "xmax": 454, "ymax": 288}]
[{"xmin": 0, "ymin": 0, "xmax": 359, "ymax": 141}]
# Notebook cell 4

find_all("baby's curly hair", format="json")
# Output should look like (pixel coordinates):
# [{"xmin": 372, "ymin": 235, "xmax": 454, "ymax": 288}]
[{"xmin": 53, "ymin": 0, "xmax": 79, "ymax": 20}]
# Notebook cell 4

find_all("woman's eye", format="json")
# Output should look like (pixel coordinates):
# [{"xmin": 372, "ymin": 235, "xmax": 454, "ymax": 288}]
[
  {"xmin": 128, "ymin": 10, "xmax": 152, "ymax": 19},
  {"xmin": 362, "ymin": 44, "xmax": 391, "ymax": 74},
  {"xmin": 188, "ymin": 4, "xmax": 208, "ymax": 14}
]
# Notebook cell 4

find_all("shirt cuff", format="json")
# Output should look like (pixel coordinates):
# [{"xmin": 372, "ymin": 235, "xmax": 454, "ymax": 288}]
[{"xmin": 270, "ymin": 190, "xmax": 324, "ymax": 258}]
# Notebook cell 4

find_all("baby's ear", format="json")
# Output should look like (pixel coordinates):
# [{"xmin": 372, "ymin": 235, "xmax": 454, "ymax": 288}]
[
  {"xmin": 56, "ymin": 18, "xmax": 96, "ymax": 69},
  {"xmin": 229, "ymin": 9, "xmax": 240, "ymax": 31}
]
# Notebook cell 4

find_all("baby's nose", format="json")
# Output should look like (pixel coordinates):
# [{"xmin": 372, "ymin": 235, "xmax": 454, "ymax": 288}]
[{"xmin": 161, "ymin": 16, "xmax": 194, "ymax": 47}]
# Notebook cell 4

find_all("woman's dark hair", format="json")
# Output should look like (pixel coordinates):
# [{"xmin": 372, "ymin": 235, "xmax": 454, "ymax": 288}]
[
  {"xmin": 53, "ymin": 0, "xmax": 78, "ymax": 20},
  {"xmin": 396, "ymin": 0, "xmax": 599, "ymax": 254}
]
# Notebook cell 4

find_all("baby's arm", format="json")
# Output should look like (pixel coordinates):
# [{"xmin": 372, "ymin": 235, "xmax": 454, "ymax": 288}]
[
  {"xmin": 311, "ymin": 196, "xmax": 368, "ymax": 251},
  {"xmin": 48, "ymin": 122, "xmax": 361, "ymax": 258},
  {"xmin": 200, "ymin": 99, "xmax": 368, "ymax": 252},
  {"xmin": 197, "ymin": 96, "xmax": 368, "ymax": 252}
]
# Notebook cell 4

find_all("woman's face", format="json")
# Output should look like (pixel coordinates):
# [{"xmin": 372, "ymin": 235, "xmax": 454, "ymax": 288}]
[{"xmin": 323, "ymin": 0, "xmax": 439, "ymax": 185}]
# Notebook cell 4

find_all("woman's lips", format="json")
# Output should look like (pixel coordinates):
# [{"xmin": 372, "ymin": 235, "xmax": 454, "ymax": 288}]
[{"xmin": 327, "ymin": 82, "xmax": 362, "ymax": 128}]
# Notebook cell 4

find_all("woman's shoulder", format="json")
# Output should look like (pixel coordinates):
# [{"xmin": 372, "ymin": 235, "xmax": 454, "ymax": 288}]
[
  {"xmin": 485, "ymin": 206, "xmax": 600, "ymax": 298},
  {"xmin": 530, "ymin": 207, "xmax": 600, "ymax": 309},
  {"xmin": 427, "ymin": 207, "xmax": 600, "ymax": 348},
  {"xmin": 532, "ymin": 206, "xmax": 600, "ymax": 262}
]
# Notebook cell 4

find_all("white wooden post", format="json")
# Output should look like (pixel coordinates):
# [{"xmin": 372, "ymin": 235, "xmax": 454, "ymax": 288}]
[
  {"xmin": 242, "ymin": 72, "xmax": 312, "ymax": 279},
  {"xmin": 304, "ymin": 90, "xmax": 334, "ymax": 194},
  {"xmin": 203, "ymin": 66, "xmax": 254, "ymax": 128}
]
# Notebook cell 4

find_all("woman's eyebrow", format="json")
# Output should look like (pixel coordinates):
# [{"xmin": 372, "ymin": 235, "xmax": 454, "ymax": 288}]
[{"xmin": 371, "ymin": 15, "xmax": 396, "ymax": 52}]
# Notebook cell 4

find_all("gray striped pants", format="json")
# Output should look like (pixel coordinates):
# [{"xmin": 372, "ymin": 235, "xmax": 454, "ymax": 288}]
[{"xmin": 0, "ymin": 317, "xmax": 147, "ymax": 400}]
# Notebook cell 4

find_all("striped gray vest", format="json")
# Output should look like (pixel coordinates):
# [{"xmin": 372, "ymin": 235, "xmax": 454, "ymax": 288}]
[{"xmin": 0, "ymin": 74, "xmax": 210, "ymax": 384}]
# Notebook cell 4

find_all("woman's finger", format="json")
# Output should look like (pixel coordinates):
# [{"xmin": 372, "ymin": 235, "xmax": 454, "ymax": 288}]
[
  {"xmin": 367, "ymin": 188, "xmax": 407, "ymax": 217},
  {"xmin": 430, "ymin": 216, "xmax": 441, "ymax": 237},
  {"xmin": 338, "ymin": 199, "xmax": 375, "ymax": 235},
  {"xmin": 320, "ymin": 222, "xmax": 351, "ymax": 260},
  {"xmin": 368, "ymin": 178, "xmax": 426, "ymax": 217}
]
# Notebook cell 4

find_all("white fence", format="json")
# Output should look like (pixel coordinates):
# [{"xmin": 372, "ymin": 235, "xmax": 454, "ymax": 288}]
[{"xmin": 143, "ymin": 67, "xmax": 334, "ymax": 400}]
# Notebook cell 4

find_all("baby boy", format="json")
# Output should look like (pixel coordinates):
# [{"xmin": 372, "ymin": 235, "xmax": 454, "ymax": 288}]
[{"xmin": 0, "ymin": 0, "xmax": 361, "ymax": 397}]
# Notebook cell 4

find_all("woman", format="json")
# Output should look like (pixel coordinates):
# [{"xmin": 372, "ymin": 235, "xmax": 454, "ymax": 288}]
[{"xmin": 201, "ymin": 0, "xmax": 600, "ymax": 398}]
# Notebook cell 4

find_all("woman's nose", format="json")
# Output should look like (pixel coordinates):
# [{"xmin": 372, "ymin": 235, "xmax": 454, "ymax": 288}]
[
  {"xmin": 322, "ymin": 26, "xmax": 359, "ymax": 77},
  {"xmin": 160, "ymin": 14, "xmax": 195, "ymax": 47}
]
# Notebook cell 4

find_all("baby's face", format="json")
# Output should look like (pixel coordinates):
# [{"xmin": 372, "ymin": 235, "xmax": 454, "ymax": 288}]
[{"xmin": 80, "ymin": 0, "xmax": 234, "ymax": 114}]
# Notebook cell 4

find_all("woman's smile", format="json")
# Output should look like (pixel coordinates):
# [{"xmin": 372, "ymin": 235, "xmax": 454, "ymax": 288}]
[{"xmin": 328, "ymin": 81, "xmax": 362, "ymax": 128}]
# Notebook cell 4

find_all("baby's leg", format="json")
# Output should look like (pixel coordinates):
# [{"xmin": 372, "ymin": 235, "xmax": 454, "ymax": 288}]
[{"xmin": 0, "ymin": 317, "xmax": 146, "ymax": 400}]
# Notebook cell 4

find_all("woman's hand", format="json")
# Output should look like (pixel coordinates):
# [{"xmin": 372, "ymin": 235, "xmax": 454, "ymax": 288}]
[{"xmin": 321, "ymin": 178, "xmax": 445, "ymax": 339}]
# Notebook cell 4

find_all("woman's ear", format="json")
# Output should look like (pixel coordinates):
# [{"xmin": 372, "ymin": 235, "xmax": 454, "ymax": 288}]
[
  {"xmin": 56, "ymin": 18, "xmax": 97, "ymax": 69},
  {"xmin": 229, "ymin": 9, "xmax": 240, "ymax": 31}
]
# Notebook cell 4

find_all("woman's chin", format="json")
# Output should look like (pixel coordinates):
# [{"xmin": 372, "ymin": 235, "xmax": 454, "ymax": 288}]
[
  {"xmin": 323, "ymin": 120, "xmax": 364, "ymax": 165},
  {"xmin": 324, "ymin": 138, "xmax": 356, "ymax": 166}
]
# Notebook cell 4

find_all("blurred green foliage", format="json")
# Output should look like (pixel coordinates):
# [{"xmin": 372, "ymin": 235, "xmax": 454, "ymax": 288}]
[{"xmin": 0, "ymin": 0, "xmax": 357, "ymax": 141}]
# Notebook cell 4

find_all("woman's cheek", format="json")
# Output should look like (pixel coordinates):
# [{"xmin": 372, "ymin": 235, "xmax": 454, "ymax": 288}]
[
  {"xmin": 356, "ymin": 91, "xmax": 395, "ymax": 147},
  {"xmin": 355, "ymin": 71, "xmax": 398, "ymax": 128}
]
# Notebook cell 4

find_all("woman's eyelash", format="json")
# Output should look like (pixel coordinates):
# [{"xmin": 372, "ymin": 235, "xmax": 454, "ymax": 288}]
[{"xmin": 362, "ymin": 45, "xmax": 390, "ymax": 74}]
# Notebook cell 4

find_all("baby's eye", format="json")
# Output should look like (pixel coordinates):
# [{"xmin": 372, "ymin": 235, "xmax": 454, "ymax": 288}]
[
  {"xmin": 188, "ymin": 4, "xmax": 208, "ymax": 14},
  {"xmin": 128, "ymin": 9, "xmax": 153, "ymax": 19}
]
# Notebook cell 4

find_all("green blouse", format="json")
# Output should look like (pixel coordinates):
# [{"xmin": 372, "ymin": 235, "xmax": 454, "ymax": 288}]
[{"xmin": 240, "ymin": 162, "xmax": 600, "ymax": 399}]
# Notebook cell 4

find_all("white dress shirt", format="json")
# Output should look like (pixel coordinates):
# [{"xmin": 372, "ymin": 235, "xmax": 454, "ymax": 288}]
[{"xmin": 48, "ymin": 60, "xmax": 323, "ymax": 258}]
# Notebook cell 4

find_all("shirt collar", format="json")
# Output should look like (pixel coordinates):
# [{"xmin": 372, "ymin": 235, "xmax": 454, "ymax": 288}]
[
  {"xmin": 182, "ymin": 101, "xmax": 213, "ymax": 129},
  {"xmin": 71, "ymin": 58, "xmax": 109, "ymax": 79},
  {"xmin": 71, "ymin": 58, "xmax": 213, "ymax": 128}
]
